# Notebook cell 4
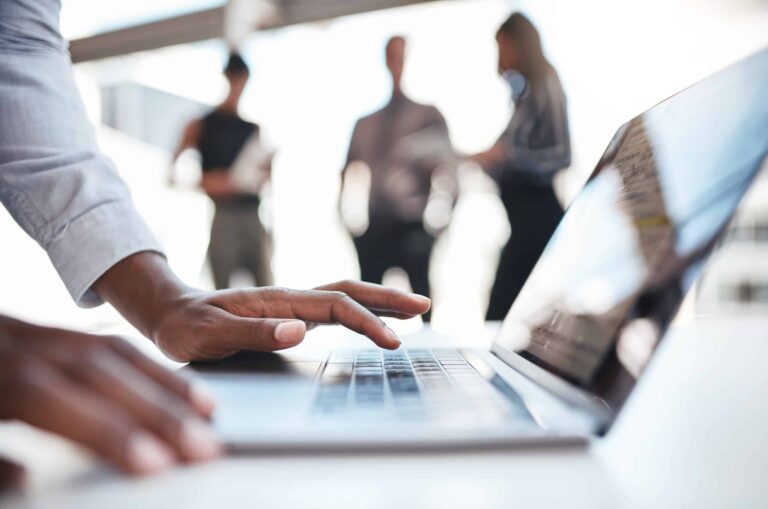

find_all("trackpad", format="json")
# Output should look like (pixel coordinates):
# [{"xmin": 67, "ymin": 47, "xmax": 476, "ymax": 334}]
[
  {"xmin": 188, "ymin": 352, "xmax": 322, "ymax": 440},
  {"xmin": 189, "ymin": 351, "xmax": 322, "ymax": 377}
]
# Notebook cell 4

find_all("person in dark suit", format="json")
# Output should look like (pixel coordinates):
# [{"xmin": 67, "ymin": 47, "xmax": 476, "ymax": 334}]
[{"xmin": 341, "ymin": 36, "xmax": 455, "ymax": 322}]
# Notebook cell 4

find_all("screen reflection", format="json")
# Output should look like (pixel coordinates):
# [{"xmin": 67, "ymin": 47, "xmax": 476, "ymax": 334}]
[{"xmin": 493, "ymin": 47, "xmax": 768, "ymax": 415}]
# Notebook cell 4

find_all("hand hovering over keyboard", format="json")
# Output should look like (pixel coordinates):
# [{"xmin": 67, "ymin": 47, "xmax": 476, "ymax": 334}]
[
  {"xmin": 0, "ymin": 315, "xmax": 220, "ymax": 476},
  {"xmin": 93, "ymin": 253, "xmax": 431, "ymax": 362}
]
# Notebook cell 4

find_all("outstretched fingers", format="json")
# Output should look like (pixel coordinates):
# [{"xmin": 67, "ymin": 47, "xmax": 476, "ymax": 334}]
[
  {"xmin": 314, "ymin": 280, "xmax": 431, "ymax": 318},
  {"xmin": 271, "ymin": 288, "xmax": 402, "ymax": 349},
  {"xmin": 202, "ymin": 282, "xmax": 432, "ymax": 355}
]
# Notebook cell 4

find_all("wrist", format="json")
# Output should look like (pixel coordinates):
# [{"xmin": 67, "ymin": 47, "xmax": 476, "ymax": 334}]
[{"xmin": 92, "ymin": 252, "xmax": 199, "ymax": 344}]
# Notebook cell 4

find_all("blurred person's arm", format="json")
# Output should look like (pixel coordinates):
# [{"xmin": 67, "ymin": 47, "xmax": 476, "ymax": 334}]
[
  {"xmin": 469, "ymin": 141, "xmax": 507, "ymax": 170},
  {"xmin": 338, "ymin": 119, "xmax": 362, "ymax": 213},
  {"xmin": 400, "ymin": 107, "xmax": 457, "ymax": 171},
  {"xmin": 200, "ymin": 132, "xmax": 274, "ymax": 199},
  {"xmin": 0, "ymin": 314, "xmax": 219, "ymax": 476},
  {"xmin": 471, "ymin": 79, "xmax": 571, "ymax": 182},
  {"xmin": 495, "ymin": 101, "xmax": 570, "ymax": 181},
  {"xmin": 426, "ymin": 108, "xmax": 458, "ymax": 191},
  {"xmin": 200, "ymin": 171, "xmax": 239, "ymax": 199},
  {"xmin": 422, "ymin": 108, "xmax": 459, "ymax": 234},
  {"xmin": 199, "ymin": 162, "xmax": 271, "ymax": 199},
  {"xmin": 167, "ymin": 119, "xmax": 202, "ymax": 185},
  {"xmin": 262, "ymin": 154, "xmax": 273, "ymax": 182},
  {"xmin": 168, "ymin": 119, "xmax": 264, "ymax": 198}
]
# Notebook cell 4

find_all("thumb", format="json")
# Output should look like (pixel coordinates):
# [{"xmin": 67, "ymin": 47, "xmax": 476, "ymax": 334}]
[
  {"xmin": 212, "ymin": 318, "xmax": 308, "ymax": 356},
  {"xmin": 273, "ymin": 320, "xmax": 307, "ymax": 344}
]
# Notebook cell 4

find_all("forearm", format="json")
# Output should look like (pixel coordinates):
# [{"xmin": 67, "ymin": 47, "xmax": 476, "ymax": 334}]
[
  {"xmin": 201, "ymin": 172, "xmax": 238, "ymax": 198},
  {"xmin": 92, "ymin": 252, "xmax": 196, "ymax": 341},
  {"xmin": 0, "ymin": 45, "xmax": 166, "ymax": 308},
  {"xmin": 470, "ymin": 141, "xmax": 506, "ymax": 171}
]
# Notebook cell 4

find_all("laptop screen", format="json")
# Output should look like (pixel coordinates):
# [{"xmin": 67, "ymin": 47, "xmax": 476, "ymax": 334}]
[{"xmin": 492, "ymin": 47, "xmax": 768, "ymax": 416}]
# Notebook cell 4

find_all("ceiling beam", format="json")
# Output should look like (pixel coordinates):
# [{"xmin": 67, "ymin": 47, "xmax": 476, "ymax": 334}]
[
  {"xmin": 260, "ymin": 0, "xmax": 440, "ymax": 29},
  {"xmin": 69, "ymin": 7, "xmax": 226, "ymax": 64},
  {"xmin": 68, "ymin": 0, "xmax": 439, "ymax": 63}
]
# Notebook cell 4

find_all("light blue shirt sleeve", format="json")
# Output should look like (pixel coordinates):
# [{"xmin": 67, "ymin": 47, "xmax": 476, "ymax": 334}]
[{"xmin": 0, "ymin": 0, "xmax": 164, "ymax": 307}]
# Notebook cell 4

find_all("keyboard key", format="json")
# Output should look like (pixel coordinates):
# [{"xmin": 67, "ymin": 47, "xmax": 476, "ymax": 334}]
[{"xmin": 311, "ymin": 348, "xmax": 532, "ymax": 422}]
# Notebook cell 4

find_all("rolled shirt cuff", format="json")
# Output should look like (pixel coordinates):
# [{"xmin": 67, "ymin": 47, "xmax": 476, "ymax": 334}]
[{"xmin": 44, "ymin": 198, "xmax": 164, "ymax": 308}]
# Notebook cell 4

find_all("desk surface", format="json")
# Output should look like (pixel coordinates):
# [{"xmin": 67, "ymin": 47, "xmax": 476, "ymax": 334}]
[{"xmin": 1, "ymin": 317, "xmax": 767, "ymax": 509}]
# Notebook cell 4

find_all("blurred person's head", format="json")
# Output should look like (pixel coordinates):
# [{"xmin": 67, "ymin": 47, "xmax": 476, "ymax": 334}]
[
  {"xmin": 496, "ymin": 13, "xmax": 552, "ymax": 83},
  {"xmin": 385, "ymin": 36, "xmax": 406, "ymax": 94},
  {"xmin": 223, "ymin": 52, "xmax": 250, "ymax": 102}
]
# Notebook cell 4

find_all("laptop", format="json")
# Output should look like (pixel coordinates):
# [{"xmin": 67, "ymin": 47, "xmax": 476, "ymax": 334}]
[{"xmin": 192, "ymin": 47, "xmax": 768, "ymax": 451}]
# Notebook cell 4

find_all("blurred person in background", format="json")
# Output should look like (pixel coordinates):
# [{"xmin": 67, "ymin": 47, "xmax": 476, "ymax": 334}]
[
  {"xmin": 169, "ymin": 53, "xmax": 273, "ymax": 290},
  {"xmin": 0, "ymin": 0, "xmax": 430, "ymax": 477},
  {"xmin": 340, "ymin": 36, "xmax": 456, "ymax": 322},
  {"xmin": 470, "ymin": 13, "xmax": 571, "ymax": 320}
]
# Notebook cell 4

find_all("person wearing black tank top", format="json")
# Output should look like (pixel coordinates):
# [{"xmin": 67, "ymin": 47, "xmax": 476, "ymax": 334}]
[{"xmin": 170, "ymin": 53, "xmax": 273, "ymax": 289}]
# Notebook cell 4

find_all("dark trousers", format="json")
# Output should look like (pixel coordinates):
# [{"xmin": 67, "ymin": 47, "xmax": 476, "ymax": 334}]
[
  {"xmin": 208, "ymin": 203, "xmax": 273, "ymax": 290},
  {"xmin": 354, "ymin": 220, "xmax": 434, "ymax": 322},
  {"xmin": 486, "ymin": 183, "xmax": 564, "ymax": 321}
]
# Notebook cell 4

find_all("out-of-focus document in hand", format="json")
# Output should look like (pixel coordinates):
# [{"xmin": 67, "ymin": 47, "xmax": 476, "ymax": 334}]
[{"xmin": 231, "ymin": 133, "xmax": 275, "ymax": 193}]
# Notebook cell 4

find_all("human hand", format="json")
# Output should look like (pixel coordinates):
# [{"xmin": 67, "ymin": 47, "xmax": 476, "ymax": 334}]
[
  {"xmin": 151, "ymin": 280, "xmax": 431, "ymax": 362},
  {"xmin": 263, "ymin": 154, "xmax": 274, "ymax": 177},
  {"xmin": 200, "ymin": 171, "xmax": 238, "ymax": 199},
  {"xmin": 93, "ymin": 253, "xmax": 431, "ymax": 363},
  {"xmin": 469, "ymin": 141, "xmax": 506, "ymax": 171},
  {"xmin": 0, "ymin": 317, "xmax": 220, "ymax": 476}
]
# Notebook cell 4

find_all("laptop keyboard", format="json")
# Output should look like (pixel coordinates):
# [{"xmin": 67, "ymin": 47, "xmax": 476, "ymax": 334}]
[{"xmin": 313, "ymin": 348, "xmax": 530, "ymax": 422}]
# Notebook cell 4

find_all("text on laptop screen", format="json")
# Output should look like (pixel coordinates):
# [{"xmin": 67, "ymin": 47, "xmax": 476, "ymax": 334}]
[{"xmin": 492, "ymin": 47, "xmax": 768, "ymax": 414}]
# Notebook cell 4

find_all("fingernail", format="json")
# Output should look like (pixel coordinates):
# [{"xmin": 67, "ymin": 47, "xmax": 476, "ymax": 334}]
[
  {"xmin": 385, "ymin": 327, "xmax": 402, "ymax": 348},
  {"xmin": 179, "ymin": 419, "xmax": 221, "ymax": 461},
  {"xmin": 274, "ymin": 321, "xmax": 306, "ymax": 344},
  {"xmin": 189, "ymin": 381, "xmax": 216, "ymax": 417},
  {"xmin": 410, "ymin": 294, "xmax": 432, "ymax": 306},
  {"xmin": 126, "ymin": 432, "xmax": 175, "ymax": 474}
]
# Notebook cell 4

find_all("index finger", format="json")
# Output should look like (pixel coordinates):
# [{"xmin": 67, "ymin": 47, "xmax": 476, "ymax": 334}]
[
  {"xmin": 259, "ymin": 289, "xmax": 403, "ymax": 349},
  {"xmin": 313, "ymin": 280, "xmax": 431, "ymax": 318}
]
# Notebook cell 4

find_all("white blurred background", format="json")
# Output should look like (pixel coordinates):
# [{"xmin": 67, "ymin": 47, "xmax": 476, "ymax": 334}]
[{"xmin": 1, "ymin": 0, "xmax": 767, "ymax": 339}]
